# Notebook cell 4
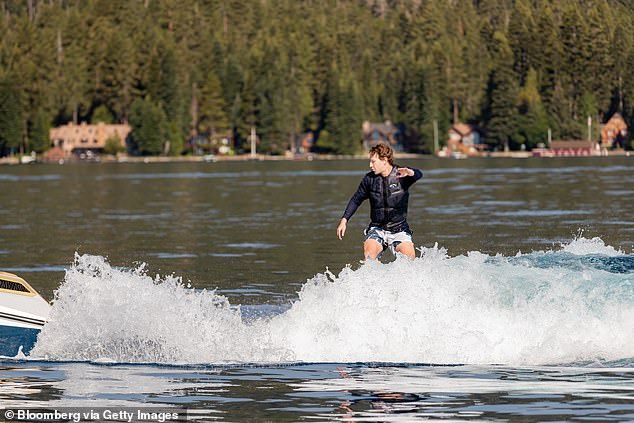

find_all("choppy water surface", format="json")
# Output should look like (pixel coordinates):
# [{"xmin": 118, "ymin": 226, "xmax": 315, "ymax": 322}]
[{"xmin": 0, "ymin": 157, "xmax": 633, "ymax": 421}]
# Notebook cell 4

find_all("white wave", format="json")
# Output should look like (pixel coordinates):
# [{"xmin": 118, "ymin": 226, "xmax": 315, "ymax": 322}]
[
  {"xmin": 31, "ymin": 254, "xmax": 290, "ymax": 364},
  {"xmin": 31, "ymin": 240, "xmax": 634, "ymax": 365},
  {"xmin": 560, "ymin": 236, "xmax": 625, "ymax": 256}
]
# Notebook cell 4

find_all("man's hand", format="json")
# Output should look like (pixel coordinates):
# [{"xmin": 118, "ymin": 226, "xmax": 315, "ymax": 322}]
[
  {"xmin": 337, "ymin": 218, "xmax": 347, "ymax": 240},
  {"xmin": 396, "ymin": 167, "xmax": 414, "ymax": 178}
]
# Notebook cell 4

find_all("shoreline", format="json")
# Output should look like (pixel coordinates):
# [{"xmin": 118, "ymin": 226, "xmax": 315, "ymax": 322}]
[{"xmin": 0, "ymin": 150, "xmax": 630, "ymax": 165}]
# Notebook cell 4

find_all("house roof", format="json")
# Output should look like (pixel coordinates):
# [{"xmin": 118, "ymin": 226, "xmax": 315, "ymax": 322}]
[
  {"xmin": 608, "ymin": 112, "xmax": 625, "ymax": 123},
  {"xmin": 449, "ymin": 123, "xmax": 477, "ymax": 136},
  {"xmin": 362, "ymin": 121, "xmax": 397, "ymax": 136}
]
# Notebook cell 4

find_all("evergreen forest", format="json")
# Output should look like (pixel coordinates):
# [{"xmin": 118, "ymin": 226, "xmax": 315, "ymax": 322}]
[{"xmin": 1, "ymin": 0, "xmax": 634, "ymax": 156}]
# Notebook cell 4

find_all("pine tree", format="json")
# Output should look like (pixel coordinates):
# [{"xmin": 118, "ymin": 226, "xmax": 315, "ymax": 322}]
[
  {"xmin": 91, "ymin": 105, "xmax": 114, "ymax": 124},
  {"xmin": 484, "ymin": 32, "xmax": 518, "ymax": 151},
  {"xmin": 477, "ymin": 0, "xmax": 510, "ymax": 31},
  {"xmin": 421, "ymin": 46, "xmax": 450, "ymax": 152},
  {"xmin": 90, "ymin": 25, "xmax": 138, "ymax": 122},
  {"xmin": 146, "ymin": 51, "xmax": 163, "ymax": 104},
  {"xmin": 255, "ymin": 92, "xmax": 283, "ymax": 154},
  {"xmin": 0, "ymin": 79, "xmax": 23, "ymax": 156},
  {"xmin": 459, "ymin": 1, "xmax": 489, "ymax": 119},
  {"xmin": 338, "ymin": 79, "xmax": 363, "ymax": 154},
  {"xmin": 359, "ymin": 49, "xmax": 380, "ymax": 122},
  {"xmin": 533, "ymin": 3, "xmax": 560, "ymax": 127},
  {"xmin": 507, "ymin": 0, "xmax": 535, "ymax": 86},
  {"xmin": 584, "ymin": 0, "xmax": 614, "ymax": 115},
  {"xmin": 419, "ymin": 0, "xmax": 443, "ymax": 46},
  {"xmin": 147, "ymin": 42, "xmax": 185, "ymax": 153},
  {"xmin": 197, "ymin": 71, "xmax": 229, "ymax": 140},
  {"xmin": 402, "ymin": 60, "xmax": 427, "ymax": 138},
  {"xmin": 165, "ymin": 120, "xmax": 184, "ymax": 156},
  {"xmin": 221, "ymin": 57, "xmax": 244, "ymax": 131},
  {"xmin": 55, "ymin": 8, "xmax": 90, "ymax": 124},
  {"xmin": 129, "ymin": 97, "xmax": 166, "ymax": 155},
  {"xmin": 236, "ymin": 70, "xmax": 257, "ymax": 147},
  {"xmin": 29, "ymin": 109, "xmax": 51, "ymax": 153},
  {"xmin": 559, "ymin": 2, "xmax": 587, "ymax": 122},
  {"xmin": 516, "ymin": 68, "xmax": 548, "ymax": 149},
  {"xmin": 320, "ymin": 68, "xmax": 362, "ymax": 155},
  {"xmin": 610, "ymin": 25, "xmax": 631, "ymax": 116}
]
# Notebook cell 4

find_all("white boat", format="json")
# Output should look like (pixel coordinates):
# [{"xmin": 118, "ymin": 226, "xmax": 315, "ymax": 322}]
[{"xmin": 0, "ymin": 271, "xmax": 51, "ymax": 357}]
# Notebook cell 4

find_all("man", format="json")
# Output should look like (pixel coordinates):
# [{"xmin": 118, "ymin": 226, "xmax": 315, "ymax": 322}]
[{"xmin": 336, "ymin": 143, "xmax": 423, "ymax": 260}]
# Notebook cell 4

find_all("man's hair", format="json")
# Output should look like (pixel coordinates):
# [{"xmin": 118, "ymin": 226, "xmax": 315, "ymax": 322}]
[{"xmin": 369, "ymin": 143, "xmax": 394, "ymax": 165}]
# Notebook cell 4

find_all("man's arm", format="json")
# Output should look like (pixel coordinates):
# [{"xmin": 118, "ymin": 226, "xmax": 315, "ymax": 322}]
[
  {"xmin": 337, "ymin": 177, "xmax": 369, "ymax": 240},
  {"xmin": 396, "ymin": 167, "xmax": 422, "ymax": 189}
]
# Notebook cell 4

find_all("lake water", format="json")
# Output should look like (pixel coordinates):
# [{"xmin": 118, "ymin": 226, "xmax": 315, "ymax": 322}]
[{"xmin": 0, "ymin": 157, "xmax": 633, "ymax": 421}]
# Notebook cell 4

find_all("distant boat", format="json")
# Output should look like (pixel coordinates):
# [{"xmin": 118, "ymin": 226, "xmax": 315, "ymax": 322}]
[{"xmin": 0, "ymin": 272, "xmax": 50, "ymax": 357}]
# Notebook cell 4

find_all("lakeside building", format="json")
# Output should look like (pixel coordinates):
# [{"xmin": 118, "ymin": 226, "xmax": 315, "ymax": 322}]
[
  {"xmin": 48, "ymin": 122, "xmax": 130, "ymax": 159},
  {"xmin": 187, "ymin": 131, "xmax": 233, "ymax": 155},
  {"xmin": 549, "ymin": 140, "xmax": 601, "ymax": 156},
  {"xmin": 294, "ymin": 132, "xmax": 314, "ymax": 154},
  {"xmin": 362, "ymin": 120, "xmax": 403, "ymax": 150},
  {"xmin": 600, "ymin": 113, "xmax": 628, "ymax": 149},
  {"xmin": 438, "ymin": 122, "xmax": 484, "ymax": 157},
  {"xmin": 532, "ymin": 140, "xmax": 600, "ymax": 157},
  {"xmin": 533, "ymin": 113, "xmax": 628, "ymax": 157},
  {"xmin": 447, "ymin": 123, "xmax": 484, "ymax": 154}
]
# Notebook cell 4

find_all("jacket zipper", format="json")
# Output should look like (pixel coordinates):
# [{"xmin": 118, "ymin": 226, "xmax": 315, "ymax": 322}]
[{"xmin": 382, "ymin": 173, "xmax": 389, "ymax": 224}]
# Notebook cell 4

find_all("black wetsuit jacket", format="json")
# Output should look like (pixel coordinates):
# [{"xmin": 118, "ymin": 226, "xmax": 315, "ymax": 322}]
[{"xmin": 342, "ymin": 165, "xmax": 423, "ymax": 234}]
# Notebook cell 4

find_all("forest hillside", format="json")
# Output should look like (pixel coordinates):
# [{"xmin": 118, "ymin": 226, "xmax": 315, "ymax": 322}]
[{"xmin": 1, "ymin": 0, "xmax": 633, "ymax": 156}]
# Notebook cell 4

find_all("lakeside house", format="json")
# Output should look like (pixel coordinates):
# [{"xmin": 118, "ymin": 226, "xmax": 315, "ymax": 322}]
[
  {"xmin": 533, "ymin": 139, "xmax": 600, "ymax": 157},
  {"xmin": 550, "ymin": 140, "xmax": 600, "ymax": 156},
  {"xmin": 187, "ymin": 132, "xmax": 233, "ymax": 155},
  {"xmin": 362, "ymin": 120, "xmax": 402, "ymax": 150},
  {"xmin": 48, "ymin": 122, "xmax": 130, "ymax": 159},
  {"xmin": 443, "ymin": 123, "xmax": 484, "ymax": 156},
  {"xmin": 533, "ymin": 113, "xmax": 628, "ymax": 157},
  {"xmin": 294, "ymin": 132, "xmax": 314, "ymax": 154},
  {"xmin": 600, "ymin": 113, "xmax": 628, "ymax": 149}
]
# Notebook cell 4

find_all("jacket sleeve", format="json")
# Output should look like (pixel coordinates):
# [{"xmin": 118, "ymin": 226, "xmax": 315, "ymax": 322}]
[
  {"xmin": 342, "ymin": 176, "xmax": 369, "ymax": 221},
  {"xmin": 400, "ymin": 167, "xmax": 423, "ymax": 190}
]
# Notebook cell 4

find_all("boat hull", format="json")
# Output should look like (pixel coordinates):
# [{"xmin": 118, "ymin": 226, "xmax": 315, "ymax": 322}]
[
  {"xmin": 0, "ymin": 325, "xmax": 40, "ymax": 357},
  {"xmin": 0, "ymin": 271, "xmax": 51, "ymax": 357}
]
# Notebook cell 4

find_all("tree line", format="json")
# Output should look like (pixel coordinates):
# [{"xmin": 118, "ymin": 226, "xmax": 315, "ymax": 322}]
[{"xmin": 1, "ymin": 0, "xmax": 633, "ymax": 156}]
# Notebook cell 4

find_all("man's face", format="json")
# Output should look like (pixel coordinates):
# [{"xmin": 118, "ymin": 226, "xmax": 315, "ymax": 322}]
[{"xmin": 369, "ymin": 153, "xmax": 389, "ymax": 175}]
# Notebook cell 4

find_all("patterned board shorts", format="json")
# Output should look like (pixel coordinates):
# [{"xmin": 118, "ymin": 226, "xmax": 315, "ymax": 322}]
[{"xmin": 364, "ymin": 226, "xmax": 413, "ymax": 255}]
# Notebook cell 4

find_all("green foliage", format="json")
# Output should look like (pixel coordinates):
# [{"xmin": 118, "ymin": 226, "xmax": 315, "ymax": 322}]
[
  {"xmin": 1, "ymin": 0, "xmax": 634, "ymax": 156},
  {"xmin": 320, "ymin": 70, "xmax": 363, "ymax": 155},
  {"xmin": 0, "ymin": 79, "xmax": 23, "ymax": 154},
  {"xmin": 30, "ymin": 109, "xmax": 51, "ymax": 153},
  {"xmin": 91, "ymin": 105, "xmax": 114, "ymax": 124},
  {"xmin": 165, "ymin": 121, "xmax": 184, "ymax": 156},
  {"xmin": 316, "ymin": 129, "xmax": 334, "ymax": 152},
  {"xmin": 515, "ymin": 68, "xmax": 549, "ymax": 149},
  {"xmin": 484, "ymin": 32, "xmax": 519, "ymax": 151},
  {"xmin": 533, "ymin": 3, "xmax": 560, "ymax": 123},
  {"xmin": 507, "ymin": 0, "xmax": 535, "ymax": 86},
  {"xmin": 129, "ymin": 97, "xmax": 167, "ymax": 155},
  {"xmin": 197, "ymin": 71, "xmax": 229, "ymax": 138},
  {"xmin": 103, "ymin": 135, "xmax": 126, "ymax": 156}
]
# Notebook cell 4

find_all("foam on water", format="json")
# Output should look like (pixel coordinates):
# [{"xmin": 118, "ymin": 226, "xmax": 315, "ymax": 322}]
[
  {"xmin": 560, "ymin": 235, "xmax": 625, "ymax": 256},
  {"xmin": 30, "ymin": 237, "xmax": 634, "ymax": 366}
]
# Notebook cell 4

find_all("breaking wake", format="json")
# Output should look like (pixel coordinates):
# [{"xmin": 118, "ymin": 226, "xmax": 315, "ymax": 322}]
[{"xmin": 30, "ymin": 237, "xmax": 634, "ymax": 366}]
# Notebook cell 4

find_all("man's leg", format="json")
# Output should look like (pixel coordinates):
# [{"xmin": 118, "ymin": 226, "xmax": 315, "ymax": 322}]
[
  {"xmin": 364, "ymin": 239, "xmax": 384, "ymax": 260},
  {"xmin": 395, "ymin": 241, "xmax": 416, "ymax": 259}
]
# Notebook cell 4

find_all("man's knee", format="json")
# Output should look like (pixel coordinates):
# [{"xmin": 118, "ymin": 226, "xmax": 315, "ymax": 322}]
[
  {"xmin": 364, "ymin": 239, "xmax": 383, "ymax": 260},
  {"xmin": 395, "ymin": 242, "xmax": 416, "ymax": 259}
]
